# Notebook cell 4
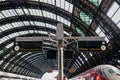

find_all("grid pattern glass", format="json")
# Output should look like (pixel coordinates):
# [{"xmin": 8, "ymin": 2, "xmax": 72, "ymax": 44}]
[{"xmin": 107, "ymin": 2, "xmax": 120, "ymax": 29}]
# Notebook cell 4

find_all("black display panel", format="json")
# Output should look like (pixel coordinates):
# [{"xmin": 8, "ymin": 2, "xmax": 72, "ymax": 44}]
[
  {"xmin": 14, "ymin": 41, "xmax": 42, "ymax": 51},
  {"xmin": 78, "ymin": 41, "xmax": 106, "ymax": 51}
]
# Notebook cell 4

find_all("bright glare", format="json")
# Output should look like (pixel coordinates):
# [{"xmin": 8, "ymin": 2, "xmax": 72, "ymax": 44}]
[{"xmin": 41, "ymin": 70, "xmax": 68, "ymax": 80}]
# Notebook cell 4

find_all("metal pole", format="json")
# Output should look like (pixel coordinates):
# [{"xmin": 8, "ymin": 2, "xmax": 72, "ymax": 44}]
[{"xmin": 58, "ymin": 40, "xmax": 64, "ymax": 80}]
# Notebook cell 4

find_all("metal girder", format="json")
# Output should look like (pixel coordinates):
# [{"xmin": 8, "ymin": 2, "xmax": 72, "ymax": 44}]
[
  {"xmin": 0, "ymin": 30, "xmax": 49, "ymax": 47},
  {"xmin": 75, "ymin": 0, "xmax": 120, "ymax": 40},
  {"xmin": 0, "ymin": 25, "xmax": 56, "ymax": 38},
  {"xmin": 88, "ymin": 0, "xmax": 114, "ymax": 35},
  {"xmin": 0, "ymin": 1, "xmax": 96, "ymax": 36}
]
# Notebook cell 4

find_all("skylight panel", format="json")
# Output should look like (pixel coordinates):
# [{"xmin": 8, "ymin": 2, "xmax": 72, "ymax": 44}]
[
  {"xmin": 6, "ymin": 42, "xmax": 14, "ymax": 49},
  {"xmin": 53, "ymin": 14, "xmax": 56, "ymax": 20},
  {"xmin": 0, "ymin": 13, "xmax": 4, "ymax": 19},
  {"xmin": 117, "ymin": 22, "xmax": 120, "ymax": 28},
  {"xmin": 23, "ymin": 21, "xmax": 30, "ymax": 25},
  {"xmin": 65, "ymin": 1, "xmax": 69, "ymax": 12},
  {"xmin": 89, "ymin": 52, "xmax": 93, "ymax": 57},
  {"xmin": 75, "ymin": 62, "xmax": 80, "ymax": 68},
  {"xmin": 76, "ymin": 59, "xmax": 81, "ymax": 66},
  {"xmin": 41, "ymin": 22, "xmax": 45, "ymax": 26},
  {"xmin": 46, "ymin": 12, "xmax": 50, "ymax": 18},
  {"xmin": 34, "ymin": 21, "xmax": 39, "ymax": 26},
  {"xmin": 49, "ymin": 12, "xmax": 54, "ymax": 19},
  {"xmin": 43, "ymin": 11, "xmax": 47, "ymax": 17},
  {"xmin": 57, "ymin": 15, "xmax": 61, "ymax": 22},
  {"xmin": 12, "ymin": 22, "xmax": 20, "ymax": 28},
  {"xmin": 23, "ymin": 9, "xmax": 29, "ymax": 15},
  {"xmin": 35, "ymin": 9, "xmax": 40, "ymax": 16},
  {"xmin": 12, "ymin": 9, "xmax": 17, "ymax": 16},
  {"xmin": 81, "ymin": 52, "xmax": 88, "ymax": 61},
  {"xmin": 29, "ymin": 30, "xmax": 34, "ymax": 33},
  {"xmin": 56, "ymin": 0, "xmax": 60, "ymax": 7},
  {"xmin": 60, "ymin": 17, "xmax": 64, "ymax": 23},
  {"xmin": 5, "ymin": 10, "xmax": 11, "ymax": 17},
  {"xmin": 48, "ymin": 0, "xmax": 52, "ymax": 4},
  {"xmin": 79, "ymin": 56, "xmax": 84, "ymax": 64},
  {"xmin": 69, "ymin": 3, "xmax": 73, "ymax": 13},
  {"xmin": 107, "ymin": 2, "xmax": 119, "ymax": 18},
  {"xmin": 33, "ymin": 9, "xmax": 38, "ymax": 15},
  {"xmin": 99, "ymin": 31, "xmax": 105, "ymax": 37},
  {"xmin": 67, "ymin": 21, "xmax": 70, "ymax": 26},
  {"xmin": 61, "ymin": 0, "xmax": 65, "ymax": 9},
  {"xmin": 29, "ymin": 9, "xmax": 34, "ymax": 15},
  {"xmin": 15, "ymin": 9, "xmax": 24, "ymax": 15},
  {"xmin": 73, "ymin": 64, "xmax": 78, "ymax": 69},
  {"xmin": 30, "ymin": 21, "xmax": 35, "ymax": 25},
  {"xmin": 40, "ymin": 0, "xmax": 44, "ymax": 2},
  {"xmin": 95, "ymin": 27, "xmax": 101, "ymax": 34},
  {"xmin": 51, "ymin": 0, "xmax": 55, "ymax": 5},
  {"xmin": 105, "ymin": 37, "xmax": 109, "ymax": 43},
  {"xmin": 44, "ymin": 0, "xmax": 48, "ymax": 3},
  {"xmin": 1, "ymin": 11, "xmax": 9, "ymax": 17},
  {"xmin": 0, "ymin": 0, "xmax": 5, "ymax": 1},
  {"xmin": 111, "ymin": 8, "xmax": 120, "ymax": 24}
]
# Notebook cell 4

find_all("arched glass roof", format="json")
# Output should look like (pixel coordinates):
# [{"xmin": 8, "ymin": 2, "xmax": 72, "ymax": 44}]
[{"xmin": 0, "ymin": 0, "xmax": 120, "ymax": 79}]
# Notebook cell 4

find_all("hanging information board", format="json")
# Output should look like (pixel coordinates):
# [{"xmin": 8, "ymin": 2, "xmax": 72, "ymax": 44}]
[
  {"xmin": 78, "ymin": 41, "xmax": 106, "ymax": 51},
  {"xmin": 14, "ymin": 37, "xmax": 43, "ymax": 51}
]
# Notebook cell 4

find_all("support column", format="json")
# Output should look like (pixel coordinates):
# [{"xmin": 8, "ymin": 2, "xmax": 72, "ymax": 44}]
[{"xmin": 58, "ymin": 45, "xmax": 63, "ymax": 80}]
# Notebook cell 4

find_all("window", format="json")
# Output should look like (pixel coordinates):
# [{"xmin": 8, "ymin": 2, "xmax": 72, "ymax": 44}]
[{"xmin": 107, "ymin": 2, "xmax": 120, "ymax": 28}]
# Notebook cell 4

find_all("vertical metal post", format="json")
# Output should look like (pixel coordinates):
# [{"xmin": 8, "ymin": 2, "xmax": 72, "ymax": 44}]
[
  {"xmin": 58, "ymin": 40, "xmax": 64, "ymax": 80},
  {"xmin": 57, "ymin": 23, "xmax": 64, "ymax": 80}
]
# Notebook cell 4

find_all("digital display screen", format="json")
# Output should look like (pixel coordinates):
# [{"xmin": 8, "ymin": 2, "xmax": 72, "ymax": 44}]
[
  {"xmin": 78, "ymin": 41, "xmax": 106, "ymax": 51},
  {"xmin": 15, "ymin": 41, "xmax": 42, "ymax": 51}
]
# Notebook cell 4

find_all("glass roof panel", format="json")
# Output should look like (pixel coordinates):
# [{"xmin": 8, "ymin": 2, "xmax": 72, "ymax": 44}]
[
  {"xmin": 0, "ymin": 30, "xmax": 55, "ymax": 44},
  {"xmin": 76, "ymin": 59, "xmax": 81, "ymax": 66},
  {"xmin": 78, "ymin": 56, "xmax": 84, "ymax": 64},
  {"xmin": 74, "ymin": 62, "xmax": 79, "ymax": 68},
  {"xmin": 117, "ymin": 22, "xmax": 120, "ymax": 28},
  {"xmin": 107, "ymin": 1, "xmax": 120, "ymax": 29},
  {"xmin": 0, "ymin": 12, "xmax": 4, "ymax": 19},
  {"xmin": 5, "ymin": 42, "xmax": 14, "ymax": 49},
  {"xmin": 0, "ymin": 0, "xmax": 5, "ymax": 1},
  {"xmin": 89, "ymin": 0, "xmax": 102, "ymax": 6},
  {"xmin": 80, "ymin": 11, "xmax": 92, "ymax": 25},
  {"xmin": 65, "ymin": 1, "xmax": 69, "ymax": 12},
  {"xmin": 81, "ymin": 52, "xmax": 88, "ymax": 61},
  {"xmin": 61, "ymin": 0, "xmax": 65, "ymax": 9},
  {"xmin": 0, "ymin": 9, "xmax": 70, "ymax": 26},
  {"xmin": 15, "ymin": 9, "xmax": 24, "ymax": 15},
  {"xmin": 56, "ymin": 0, "xmax": 60, "ymax": 7},
  {"xmin": 95, "ymin": 26, "xmax": 101, "ymax": 34},
  {"xmin": 76, "ymin": 27, "xmax": 85, "ymax": 36},
  {"xmin": 23, "ymin": 9, "xmax": 29, "ymax": 15},
  {"xmin": 107, "ymin": 2, "xmax": 119, "ymax": 18},
  {"xmin": 95, "ymin": 27, "xmax": 109, "ymax": 42},
  {"xmin": 111, "ymin": 8, "xmax": 120, "ymax": 24}
]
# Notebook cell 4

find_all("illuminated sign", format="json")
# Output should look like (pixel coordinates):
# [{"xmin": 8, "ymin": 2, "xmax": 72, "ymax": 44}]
[{"xmin": 78, "ymin": 41, "xmax": 106, "ymax": 51}]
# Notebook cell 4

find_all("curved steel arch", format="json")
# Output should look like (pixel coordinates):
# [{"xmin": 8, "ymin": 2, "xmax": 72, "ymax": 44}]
[
  {"xmin": 0, "ymin": 29, "xmax": 53, "ymax": 47},
  {"xmin": 0, "ymin": 1, "xmax": 96, "ymax": 35},
  {"xmin": 75, "ymin": 0, "xmax": 120, "ymax": 39},
  {"xmin": 17, "ymin": 57, "xmax": 45, "ymax": 76},
  {"xmin": 0, "ymin": 25, "xmax": 56, "ymax": 38},
  {"xmin": 12, "ymin": 55, "xmax": 43, "ymax": 76}
]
